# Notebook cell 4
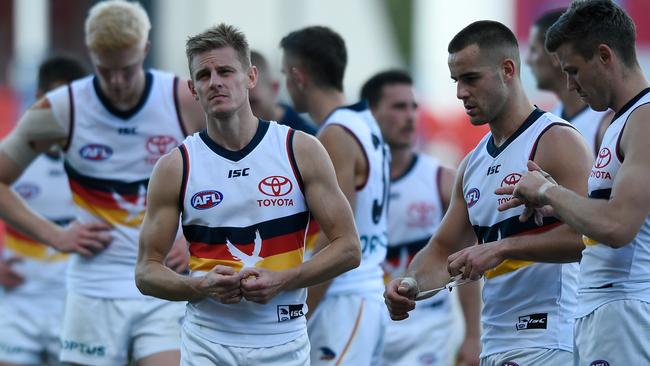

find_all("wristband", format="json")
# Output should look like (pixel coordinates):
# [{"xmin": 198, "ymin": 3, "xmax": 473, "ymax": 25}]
[{"xmin": 537, "ymin": 181, "xmax": 556, "ymax": 202}]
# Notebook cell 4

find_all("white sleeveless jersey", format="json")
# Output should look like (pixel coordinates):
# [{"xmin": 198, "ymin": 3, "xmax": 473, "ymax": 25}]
[
  {"xmin": 384, "ymin": 153, "xmax": 451, "ymax": 313},
  {"xmin": 463, "ymin": 109, "xmax": 578, "ymax": 357},
  {"xmin": 320, "ymin": 102, "xmax": 390, "ymax": 297},
  {"xmin": 46, "ymin": 70, "xmax": 186, "ymax": 298},
  {"xmin": 2, "ymin": 153, "xmax": 73, "ymax": 306},
  {"xmin": 578, "ymin": 88, "xmax": 650, "ymax": 317},
  {"xmin": 180, "ymin": 121, "xmax": 310, "ymax": 347},
  {"xmin": 551, "ymin": 103, "xmax": 607, "ymax": 156}
]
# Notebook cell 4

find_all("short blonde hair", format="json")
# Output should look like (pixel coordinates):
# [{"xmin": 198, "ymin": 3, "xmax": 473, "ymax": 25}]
[
  {"xmin": 85, "ymin": 0, "xmax": 151, "ymax": 52},
  {"xmin": 186, "ymin": 24, "xmax": 250, "ymax": 77}
]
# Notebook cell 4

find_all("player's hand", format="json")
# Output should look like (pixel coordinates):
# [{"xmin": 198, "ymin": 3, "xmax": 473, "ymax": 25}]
[
  {"xmin": 239, "ymin": 267, "xmax": 290, "ymax": 304},
  {"xmin": 455, "ymin": 335, "xmax": 481, "ymax": 366},
  {"xmin": 199, "ymin": 265, "xmax": 243, "ymax": 304},
  {"xmin": 384, "ymin": 278, "xmax": 417, "ymax": 321},
  {"xmin": 165, "ymin": 237, "xmax": 189, "ymax": 273},
  {"xmin": 0, "ymin": 257, "xmax": 25, "ymax": 289},
  {"xmin": 51, "ymin": 221, "xmax": 113, "ymax": 257},
  {"xmin": 448, "ymin": 242, "xmax": 503, "ymax": 280},
  {"xmin": 496, "ymin": 161, "xmax": 557, "ymax": 210}
]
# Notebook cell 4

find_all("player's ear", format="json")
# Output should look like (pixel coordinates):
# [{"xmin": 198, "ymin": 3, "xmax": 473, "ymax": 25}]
[
  {"xmin": 248, "ymin": 65, "xmax": 258, "ymax": 89},
  {"xmin": 502, "ymin": 58, "xmax": 517, "ymax": 80},
  {"xmin": 187, "ymin": 80, "xmax": 198, "ymax": 101}
]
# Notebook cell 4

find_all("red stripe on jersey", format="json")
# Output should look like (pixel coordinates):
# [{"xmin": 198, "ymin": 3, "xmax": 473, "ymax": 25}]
[{"xmin": 189, "ymin": 229, "xmax": 306, "ymax": 260}]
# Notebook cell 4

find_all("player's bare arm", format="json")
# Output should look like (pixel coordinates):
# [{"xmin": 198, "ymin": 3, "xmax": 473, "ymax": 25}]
[
  {"xmin": 499, "ymin": 106, "xmax": 650, "ymax": 248},
  {"xmin": 0, "ymin": 97, "xmax": 112, "ymax": 256},
  {"xmin": 240, "ymin": 131, "xmax": 361, "ymax": 304},
  {"xmin": 303, "ymin": 124, "xmax": 365, "ymax": 312},
  {"xmin": 136, "ymin": 149, "xmax": 242, "ymax": 303},
  {"xmin": 385, "ymin": 156, "xmax": 476, "ymax": 320},
  {"xmin": 449, "ymin": 125, "xmax": 591, "ymax": 280},
  {"xmin": 178, "ymin": 79, "xmax": 206, "ymax": 134}
]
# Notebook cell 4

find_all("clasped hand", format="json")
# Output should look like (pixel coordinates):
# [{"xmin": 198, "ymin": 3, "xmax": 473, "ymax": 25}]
[{"xmin": 198, "ymin": 265, "xmax": 288, "ymax": 305}]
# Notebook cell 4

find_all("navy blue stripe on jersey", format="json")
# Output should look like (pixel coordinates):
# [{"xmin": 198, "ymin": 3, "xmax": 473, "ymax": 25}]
[
  {"xmin": 487, "ymin": 108, "xmax": 545, "ymax": 158},
  {"xmin": 199, "ymin": 120, "xmax": 270, "ymax": 162},
  {"xmin": 92, "ymin": 71, "xmax": 153, "ymax": 120},
  {"xmin": 472, "ymin": 215, "xmax": 560, "ymax": 244},
  {"xmin": 589, "ymin": 188, "xmax": 612, "ymax": 200},
  {"xmin": 386, "ymin": 237, "xmax": 429, "ymax": 259},
  {"xmin": 64, "ymin": 161, "xmax": 148, "ymax": 194},
  {"xmin": 391, "ymin": 154, "xmax": 418, "ymax": 183},
  {"xmin": 178, "ymin": 144, "xmax": 189, "ymax": 213},
  {"xmin": 52, "ymin": 217, "xmax": 75, "ymax": 227},
  {"xmin": 63, "ymin": 85, "xmax": 75, "ymax": 152},
  {"xmin": 286, "ymin": 129, "xmax": 305, "ymax": 194},
  {"xmin": 183, "ymin": 211, "xmax": 309, "ymax": 244},
  {"xmin": 173, "ymin": 76, "xmax": 188, "ymax": 136},
  {"xmin": 529, "ymin": 123, "xmax": 577, "ymax": 161}
]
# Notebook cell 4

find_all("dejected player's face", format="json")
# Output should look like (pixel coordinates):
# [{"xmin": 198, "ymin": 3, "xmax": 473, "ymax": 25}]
[
  {"xmin": 90, "ymin": 44, "xmax": 147, "ymax": 103},
  {"xmin": 281, "ymin": 53, "xmax": 308, "ymax": 113},
  {"xmin": 374, "ymin": 83, "xmax": 418, "ymax": 150},
  {"xmin": 526, "ymin": 26, "xmax": 559, "ymax": 91},
  {"xmin": 189, "ymin": 47, "xmax": 256, "ymax": 119},
  {"xmin": 449, "ymin": 44, "xmax": 508, "ymax": 125},
  {"xmin": 555, "ymin": 43, "xmax": 610, "ymax": 111}
]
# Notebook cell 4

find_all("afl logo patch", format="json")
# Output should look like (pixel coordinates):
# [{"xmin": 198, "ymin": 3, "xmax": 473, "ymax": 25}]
[
  {"xmin": 501, "ymin": 173, "xmax": 522, "ymax": 187},
  {"xmin": 14, "ymin": 183, "xmax": 40, "ymax": 200},
  {"xmin": 191, "ymin": 190, "xmax": 223, "ymax": 210},
  {"xmin": 590, "ymin": 361, "xmax": 610, "ymax": 366},
  {"xmin": 79, "ymin": 144, "xmax": 113, "ymax": 161},
  {"xmin": 146, "ymin": 135, "xmax": 178, "ymax": 156},
  {"xmin": 465, "ymin": 188, "xmax": 480, "ymax": 208},
  {"xmin": 258, "ymin": 176, "xmax": 292, "ymax": 197},
  {"xmin": 595, "ymin": 147, "xmax": 612, "ymax": 169}
]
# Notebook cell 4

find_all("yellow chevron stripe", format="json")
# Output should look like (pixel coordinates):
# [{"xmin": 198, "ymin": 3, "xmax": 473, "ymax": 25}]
[
  {"xmin": 189, "ymin": 248, "xmax": 304, "ymax": 272},
  {"xmin": 73, "ymin": 193, "xmax": 143, "ymax": 227},
  {"xmin": 484, "ymin": 259, "xmax": 535, "ymax": 279},
  {"xmin": 5, "ymin": 235, "xmax": 68, "ymax": 261},
  {"xmin": 583, "ymin": 235, "xmax": 599, "ymax": 246}
]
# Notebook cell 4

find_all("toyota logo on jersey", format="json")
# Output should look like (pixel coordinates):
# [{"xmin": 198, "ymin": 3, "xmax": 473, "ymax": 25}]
[
  {"xmin": 191, "ymin": 190, "xmax": 223, "ymax": 210},
  {"xmin": 146, "ymin": 135, "xmax": 178, "ymax": 156},
  {"xmin": 501, "ymin": 173, "xmax": 522, "ymax": 187},
  {"xmin": 258, "ymin": 176, "xmax": 293, "ymax": 197},
  {"xmin": 595, "ymin": 147, "xmax": 612, "ymax": 169}
]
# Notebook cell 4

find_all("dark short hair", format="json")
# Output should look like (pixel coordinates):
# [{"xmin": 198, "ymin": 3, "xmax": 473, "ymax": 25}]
[
  {"xmin": 532, "ymin": 9, "xmax": 566, "ymax": 43},
  {"xmin": 38, "ymin": 55, "xmax": 87, "ymax": 91},
  {"xmin": 545, "ymin": 0, "xmax": 637, "ymax": 67},
  {"xmin": 250, "ymin": 50, "xmax": 268, "ymax": 74},
  {"xmin": 186, "ymin": 23, "xmax": 250, "ymax": 77},
  {"xmin": 448, "ymin": 20, "xmax": 520, "ymax": 65},
  {"xmin": 280, "ymin": 26, "xmax": 347, "ymax": 91},
  {"xmin": 360, "ymin": 70, "xmax": 412, "ymax": 108}
]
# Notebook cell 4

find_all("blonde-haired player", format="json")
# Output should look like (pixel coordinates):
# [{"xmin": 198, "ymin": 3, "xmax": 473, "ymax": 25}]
[{"xmin": 0, "ymin": 1, "xmax": 204, "ymax": 365}]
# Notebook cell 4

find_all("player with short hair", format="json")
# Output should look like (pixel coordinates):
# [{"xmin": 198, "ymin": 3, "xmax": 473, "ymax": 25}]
[
  {"xmin": 361, "ymin": 69, "xmax": 482, "ymax": 366},
  {"xmin": 0, "ymin": 1, "xmax": 204, "ymax": 365},
  {"xmin": 0, "ymin": 55, "xmax": 86, "ymax": 366},
  {"xmin": 280, "ymin": 26, "xmax": 390, "ymax": 366},
  {"xmin": 385, "ymin": 20, "xmax": 593, "ymax": 366},
  {"xmin": 501, "ymin": 1, "xmax": 650, "ymax": 364},
  {"xmin": 136, "ymin": 23, "xmax": 361, "ymax": 366}
]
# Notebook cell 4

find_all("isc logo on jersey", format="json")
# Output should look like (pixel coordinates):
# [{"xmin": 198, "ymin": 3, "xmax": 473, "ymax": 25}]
[
  {"xmin": 191, "ymin": 190, "xmax": 223, "ymax": 210},
  {"xmin": 79, "ymin": 144, "xmax": 113, "ymax": 161},
  {"xmin": 257, "ymin": 175, "xmax": 294, "ymax": 207}
]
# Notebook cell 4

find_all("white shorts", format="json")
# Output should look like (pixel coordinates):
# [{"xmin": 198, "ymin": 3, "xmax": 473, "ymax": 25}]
[
  {"xmin": 180, "ymin": 323, "xmax": 310, "ymax": 366},
  {"xmin": 480, "ymin": 348, "xmax": 572, "ymax": 366},
  {"xmin": 382, "ymin": 300, "xmax": 460, "ymax": 366},
  {"xmin": 574, "ymin": 299, "xmax": 650, "ymax": 365},
  {"xmin": 60, "ymin": 292, "xmax": 185, "ymax": 366},
  {"xmin": 308, "ymin": 293, "xmax": 387, "ymax": 366},
  {"xmin": 0, "ymin": 300, "xmax": 64, "ymax": 365}
]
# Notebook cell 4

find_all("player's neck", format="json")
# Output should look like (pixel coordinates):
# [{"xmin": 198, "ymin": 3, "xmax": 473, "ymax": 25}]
[
  {"xmin": 205, "ymin": 106, "xmax": 259, "ymax": 151},
  {"xmin": 104, "ymin": 69, "xmax": 146, "ymax": 111},
  {"xmin": 612, "ymin": 66, "xmax": 650, "ymax": 112},
  {"xmin": 306, "ymin": 88, "xmax": 346, "ymax": 125},
  {"xmin": 489, "ymin": 89, "xmax": 535, "ymax": 147},
  {"xmin": 390, "ymin": 148, "xmax": 415, "ymax": 180}
]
